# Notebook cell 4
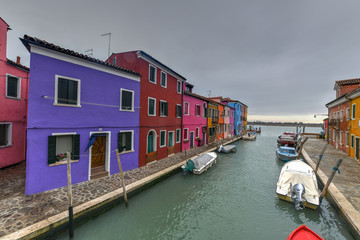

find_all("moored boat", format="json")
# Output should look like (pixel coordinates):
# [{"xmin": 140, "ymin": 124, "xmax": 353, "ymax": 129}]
[
  {"xmin": 276, "ymin": 160, "xmax": 320, "ymax": 210},
  {"xmin": 276, "ymin": 146, "xmax": 298, "ymax": 162},
  {"xmin": 217, "ymin": 144, "xmax": 237, "ymax": 153},
  {"xmin": 287, "ymin": 225, "xmax": 323, "ymax": 240},
  {"xmin": 182, "ymin": 152, "xmax": 217, "ymax": 175},
  {"xmin": 242, "ymin": 132, "xmax": 256, "ymax": 140}
]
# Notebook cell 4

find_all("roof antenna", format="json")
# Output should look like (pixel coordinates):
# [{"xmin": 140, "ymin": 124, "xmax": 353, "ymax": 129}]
[
  {"xmin": 101, "ymin": 32, "xmax": 111, "ymax": 58},
  {"xmin": 207, "ymin": 90, "xmax": 212, "ymax": 97},
  {"xmin": 85, "ymin": 49, "xmax": 93, "ymax": 57}
]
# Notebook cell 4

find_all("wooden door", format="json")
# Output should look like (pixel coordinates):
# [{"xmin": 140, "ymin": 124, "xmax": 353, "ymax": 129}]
[
  {"xmin": 91, "ymin": 136, "xmax": 106, "ymax": 168},
  {"xmin": 356, "ymin": 138, "xmax": 359, "ymax": 160}
]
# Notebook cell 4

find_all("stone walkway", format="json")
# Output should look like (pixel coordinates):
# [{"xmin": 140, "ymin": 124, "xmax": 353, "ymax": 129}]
[{"xmin": 0, "ymin": 138, "xmax": 232, "ymax": 238}]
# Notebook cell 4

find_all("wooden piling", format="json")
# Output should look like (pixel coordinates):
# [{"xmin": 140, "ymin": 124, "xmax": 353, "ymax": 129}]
[
  {"xmin": 315, "ymin": 143, "xmax": 328, "ymax": 173},
  {"xmin": 320, "ymin": 159, "xmax": 342, "ymax": 200},
  {"xmin": 66, "ymin": 152, "xmax": 74, "ymax": 238},
  {"xmin": 297, "ymin": 137, "xmax": 308, "ymax": 158},
  {"xmin": 115, "ymin": 149, "xmax": 128, "ymax": 207}
]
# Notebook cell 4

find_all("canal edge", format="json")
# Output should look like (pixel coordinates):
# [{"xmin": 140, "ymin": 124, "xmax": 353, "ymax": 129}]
[
  {"xmin": 0, "ymin": 137, "xmax": 241, "ymax": 240},
  {"xmin": 302, "ymin": 149, "xmax": 360, "ymax": 239}
]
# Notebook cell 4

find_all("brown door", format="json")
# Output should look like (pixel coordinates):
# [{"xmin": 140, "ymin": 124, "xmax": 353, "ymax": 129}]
[{"xmin": 91, "ymin": 136, "xmax": 106, "ymax": 168}]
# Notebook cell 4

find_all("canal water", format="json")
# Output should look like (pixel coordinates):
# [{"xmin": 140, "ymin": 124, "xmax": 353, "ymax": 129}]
[{"xmin": 57, "ymin": 126, "xmax": 355, "ymax": 240}]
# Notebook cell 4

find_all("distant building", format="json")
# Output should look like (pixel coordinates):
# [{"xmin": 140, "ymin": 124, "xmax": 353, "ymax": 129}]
[
  {"xmin": 207, "ymin": 100, "xmax": 219, "ymax": 144},
  {"xmin": 345, "ymin": 88, "xmax": 360, "ymax": 160},
  {"xmin": 0, "ymin": 18, "xmax": 29, "ymax": 168},
  {"xmin": 222, "ymin": 98, "xmax": 247, "ymax": 136}
]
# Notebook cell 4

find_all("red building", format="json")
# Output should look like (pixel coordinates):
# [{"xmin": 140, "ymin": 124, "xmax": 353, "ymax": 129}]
[
  {"xmin": 107, "ymin": 51, "xmax": 185, "ymax": 166},
  {"xmin": 0, "ymin": 18, "xmax": 29, "ymax": 168}
]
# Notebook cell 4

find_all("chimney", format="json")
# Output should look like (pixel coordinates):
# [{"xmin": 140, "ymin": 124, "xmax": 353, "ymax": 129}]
[{"xmin": 16, "ymin": 56, "xmax": 20, "ymax": 64}]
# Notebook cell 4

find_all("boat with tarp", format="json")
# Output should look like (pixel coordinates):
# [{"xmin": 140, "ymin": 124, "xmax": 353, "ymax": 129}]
[
  {"xmin": 217, "ymin": 144, "xmax": 236, "ymax": 153},
  {"xmin": 181, "ymin": 152, "xmax": 217, "ymax": 175}
]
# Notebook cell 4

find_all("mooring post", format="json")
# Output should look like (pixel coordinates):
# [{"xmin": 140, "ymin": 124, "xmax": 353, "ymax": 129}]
[
  {"xmin": 320, "ymin": 159, "xmax": 342, "ymax": 200},
  {"xmin": 297, "ymin": 137, "xmax": 308, "ymax": 158},
  {"xmin": 315, "ymin": 143, "xmax": 329, "ymax": 173},
  {"xmin": 66, "ymin": 152, "xmax": 74, "ymax": 238},
  {"xmin": 116, "ymin": 149, "xmax": 128, "ymax": 207}
]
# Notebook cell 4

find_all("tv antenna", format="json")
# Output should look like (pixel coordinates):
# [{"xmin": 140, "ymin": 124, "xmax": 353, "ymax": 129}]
[
  {"xmin": 101, "ymin": 32, "xmax": 111, "ymax": 58},
  {"xmin": 85, "ymin": 49, "xmax": 93, "ymax": 57}
]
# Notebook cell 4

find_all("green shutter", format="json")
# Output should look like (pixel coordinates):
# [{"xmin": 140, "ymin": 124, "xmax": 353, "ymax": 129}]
[
  {"xmin": 118, "ymin": 132, "xmax": 123, "ymax": 152},
  {"xmin": 48, "ymin": 136, "xmax": 56, "ymax": 164},
  {"xmin": 126, "ymin": 132, "xmax": 132, "ymax": 150},
  {"xmin": 72, "ymin": 134, "xmax": 80, "ymax": 160}
]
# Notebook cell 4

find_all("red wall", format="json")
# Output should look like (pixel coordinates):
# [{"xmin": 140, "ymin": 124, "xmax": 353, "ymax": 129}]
[
  {"xmin": 108, "ymin": 52, "xmax": 183, "ymax": 166},
  {"xmin": 328, "ymin": 102, "xmax": 349, "ymax": 154}
]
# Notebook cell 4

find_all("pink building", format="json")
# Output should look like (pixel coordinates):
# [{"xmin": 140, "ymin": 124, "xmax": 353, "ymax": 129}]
[
  {"xmin": 0, "ymin": 18, "xmax": 29, "ymax": 168},
  {"xmin": 183, "ymin": 83, "xmax": 208, "ymax": 151}
]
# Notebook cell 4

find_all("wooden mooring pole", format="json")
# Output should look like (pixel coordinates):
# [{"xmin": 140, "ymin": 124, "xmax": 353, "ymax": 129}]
[
  {"xmin": 116, "ymin": 149, "xmax": 128, "ymax": 207},
  {"xmin": 320, "ymin": 159, "xmax": 342, "ymax": 201},
  {"xmin": 315, "ymin": 143, "xmax": 328, "ymax": 173},
  {"xmin": 297, "ymin": 137, "xmax": 308, "ymax": 158},
  {"xmin": 66, "ymin": 152, "xmax": 74, "ymax": 238}
]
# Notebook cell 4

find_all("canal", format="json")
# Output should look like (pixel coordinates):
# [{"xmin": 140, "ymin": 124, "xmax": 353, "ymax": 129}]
[{"xmin": 57, "ymin": 126, "xmax": 355, "ymax": 240}]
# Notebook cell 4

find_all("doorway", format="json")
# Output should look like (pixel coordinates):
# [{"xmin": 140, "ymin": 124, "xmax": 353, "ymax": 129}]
[
  {"xmin": 89, "ymin": 132, "xmax": 110, "ymax": 180},
  {"xmin": 356, "ymin": 137, "xmax": 359, "ymax": 160}
]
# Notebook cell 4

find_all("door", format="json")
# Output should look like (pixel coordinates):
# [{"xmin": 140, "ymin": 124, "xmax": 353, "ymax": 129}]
[
  {"xmin": 147, "ymin": 131, "xmax": 155, "ymax": 153},
  {"xmin": 202, "ymin": 132, "xmax": 206, "ymax": 145},
  {"xmin": 190, "ymin": 132, "xmax": 194, "ymax": 148},
  {"xmin": 91, "ymin": 136, "xmax": 106, "ymax": 168},
  {"xmin": 356, "ymin": 137, "xmax": 359, "ymax": 160}
]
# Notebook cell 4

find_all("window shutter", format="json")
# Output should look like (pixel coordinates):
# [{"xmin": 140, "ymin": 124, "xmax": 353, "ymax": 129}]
[
  {"xmin": 126, "ymin": 132, "xmax": 132, "ymax": 150},
  {"xmin": 48, "ymin": 136, "xmax": 56, "ymax": 164},
  {"xmin": 118, "ymin": 132, "xmax": 123, "ymax": 152},
  {"xmin": 72, "ymin": 134, "xmax": 80, "ymax": 160}
]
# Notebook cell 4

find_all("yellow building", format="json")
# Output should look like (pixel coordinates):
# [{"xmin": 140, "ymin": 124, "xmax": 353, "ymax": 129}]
[
  {"xmin": 207, "ymin": 100, "xmax": 219, "ymax": 144},
  {"xmin": 347, "ymin": 89, "xmax": 360, "ymax": 161}
]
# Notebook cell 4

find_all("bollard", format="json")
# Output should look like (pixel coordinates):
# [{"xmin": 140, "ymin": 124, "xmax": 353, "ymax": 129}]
[
  {"xmin": 315, "ymin": 143, "xmax": 328, "ymax": 173},
  {"xmin": 66, "ymin": 152, "xmax": 74, "ymax": 238},
  {"xmin": 320, "ymin": 159, "xmax": 342, "ymax": 200},
  {"xmin": 116, "ymin": 149, "xmax": 128, "ymax": 207}
]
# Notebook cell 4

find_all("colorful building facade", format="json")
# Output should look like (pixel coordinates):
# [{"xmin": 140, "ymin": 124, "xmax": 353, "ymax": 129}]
[
  {"xmin": 108, "ymin": 51, "xmax": 185, "ymax": 166},
  {"xmin": 0, "ymin": 18, "xmax": 29, "ymax": 168},
  {"xmin": 346, "ymin": 88, "xmax": 360, "ymax": 160},
  {"xmin": 22, "ymin": 35, "xmax": 141, "ymax": 194}
]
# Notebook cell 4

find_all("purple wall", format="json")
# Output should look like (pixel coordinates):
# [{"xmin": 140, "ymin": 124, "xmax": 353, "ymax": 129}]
[{"xmin": 26, "ymin": 52, "xmax": 140, "ymax": 194}]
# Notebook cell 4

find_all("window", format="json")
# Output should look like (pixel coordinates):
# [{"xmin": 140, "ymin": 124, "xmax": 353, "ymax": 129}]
[
  {"xmin": 203, "ymin": 103, "xmax": 207, "ymax": 117},
  {"xmin": 120, "ymin": 89, "xmax": 134, "ymax": 111},
  {"xmin": 340, "ymin": 131, "xmax": 343, "ymax": 145},
  {"xmin": 168, "ymin": 131, "xmax": 174, "ymax": 147},
  {"xmin": 195, "ymin": 105, "xmax": 201, "ymax": 116},
  {"xmin": 48, "ymin": 133, "xmax": 80, "ymax": 165},
  {"xmin": 55, "ymin": 75, "xmax": 80, "ymax": 106},
  {"xmin": 177, "ymin": 80, "xmax": 182, "ymax": 93},
  {"xmin": 340, "ymin": 110, "xmax": 343, "ymax": 122},
  {"xmin": 209, "ymin": 127, "xmax": 215, "ymax": 136},
  {"xmin": 351, "ymin": 134, "xmax": 354, "ymax": 148},
  {"xmin": 346, "ymin": 132, "xmax": 349, "ymax": 146},
  {"xmin": 225, "ymin": 124, "xmax": 227, "ymax": 132},
  {"xmin": 176, "ymin": 129, "xmax": 181, "ymax": 143},
  {"xmin": 149, "ymin": 65, "xmax": 156, "ymax": 83},
  {"xmin": 6, "ymin": 74, "xmax": 21, "ymax": 99},
  {"xmin": 148, "ymin": 97, "xmax": 156, "ymax": 116},
  {"xmin": 352, "ymin": 104, "xmax": 356, "ymax": 120},
  {"xmin": 159, "ymin": 100, "xmax": 168, "ymax": 117},
  {"xmin": 113, "ymin": 57, "xmax": 117, "ymax": 65},
  {"xmin": 160, "ymin": 130, "xmax": 166, "ymax": 147},
  {"xmin": 336, "ymin": 111, "xmax": 339, "ymax": 120},
  {"xmin": 184, "ymin": 102, "xmax": 189, "ymax": 115},
  {"xmin": 184, "ymin": 128, "xmax": 189, "ymax": 140},
  {"xmin": 0, "ymin": 123, "xmax": 12, "ymax": 147},
  {"xmin": 176, "ymin": 104, "xmax": 182, "ymax": 118},
  {"xmin": 196, "ymin": 128, "xmax": 199, "ymax": 138},
  {"xmin": 118, "ymin": 131, "xmax": 133, "ymax": 153},
  {"xmin": 333, "ymin": 112, "xmax": 336, "ymax": 119},
  {"xmin": 160, "ymin": 71, "xmax": 167, "ymax": 88},
  {"xmin": 346, "ymin": 108, "xmax": 350, "ymax": 120}
]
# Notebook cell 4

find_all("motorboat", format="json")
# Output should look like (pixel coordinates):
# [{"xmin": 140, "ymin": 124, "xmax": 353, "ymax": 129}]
[
  {"xmin": 242, "ymin": 132, "xmax": 256, "ymax": 140},
  {"xmin": 217, "ymin": 144, "xmax": 236, "ymax": 153},
  {"xmin": 181, "ymin": 152, "xmax": 217, "ymax": 175},
  {"xmin": 276, "ymin": 146, "xmax": 298, "ymax": 162},
  {"xmin": 287, "ymin": 225, "xmax": 323, "ymax": 240},
  {"xmin": 276, "ymin": 160, "xmax": 320, "ymax": 210}
]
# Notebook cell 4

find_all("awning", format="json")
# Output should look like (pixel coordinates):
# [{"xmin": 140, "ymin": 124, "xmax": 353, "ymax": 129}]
[{"xmin": 84, "ymin": 133, "xmax": 107, "ymax": 153}]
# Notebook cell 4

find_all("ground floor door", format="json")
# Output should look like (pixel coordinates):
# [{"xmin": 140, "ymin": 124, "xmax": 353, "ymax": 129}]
[
  {"xmin": 190, "ymin": 132, "xmax": 194, "ymax": 148},
  {"xmin": 90, "ymin": 135, "xmax": 108, "ymax": 179},
  {"xmin": 146, "ymin": 130, "xmax": 157, "ymax": 163},
  {"xmin": 356, "ymin": 137, "xmax": 359, "ymax": 160}
]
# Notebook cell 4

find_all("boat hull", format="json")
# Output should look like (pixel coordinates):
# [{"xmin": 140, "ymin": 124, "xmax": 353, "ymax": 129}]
[
  {"xmin": 276, "ymin": 193, "xmax": 319, "ymax": 210},
  {"xmin": 276, "ymin": 151, "xmax": 298, "ymax": 162},
  {"xmin": 287, "ymin": 224, "xmax": 323, "ymax": 240}
]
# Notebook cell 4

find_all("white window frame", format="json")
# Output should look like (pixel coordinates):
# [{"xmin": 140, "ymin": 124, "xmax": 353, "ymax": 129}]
[
  {"xmin": 148, "ymin": 97, "xmax": 156, "ymax": 116},
  {"xmin": 336, "ymin": 111, "xmax": 339, "ymax": 120},
  {"xmin": 160, "ymin": 71, "xmax": 167, "ymax": 88},
  {"xmin": 351, "ymin": 134, "xmax": 354, "ymax": 148},
  {"xmin": 168, "ymin": 131, "xmax": 175, "ymax": 147},
  {"xmin": 352, "ymin": 104, "xmax": 356, "ymax": 120},
  {"xmin": 88, "ymin": 131, "xmax": 111, "ymax": 178},
  {"xmin": 6, "ymin": 74, "xmax": 21, "ymax": 99},
  {"xmin": 159, "ymin": 100, "xmax": 168, "ymax": 117},
  {"xmin": 120, "ymin": 88, "xmax": 135, "ymax": 112},
  {"xmin": 346, "ymin": 108, "xmax": 350, "ymax": 120},
  {"xmin": 203, "ymin": 102, "xmax": 207, "ymax": 118},
  {"xmin": 176, "ymin": 104, "xmax": 182, "ymax": 118},
  {"xmin": 346, "ymin": 131, "xmax": 349, "ymax": 147},
  {"xmin": 340, "ymin": 110, "xmax": 343, "ymax": 122},
  {"xmin": 113, "ymin": 57, "xmax": 117, "ymax": 65},
  {"xmin": 196, "ymin": 127, "xmax": 199, "ymax": 138},
  {"xmin": 0, "ymin": 122, "xmax": 12, "ymax": 148},
  {"xmin": 184, "ymin": 128, "xmax": 189, "ymax": 141},
  {"xmin": 149, "ymin": 64, "xmax": 157, "ymax": 84},
  {"xmin": 195, "ymin": 104, "xmax": 201, "ymax": 116},
  {"xmin": 176, "ymin": 129, "xmax": 181, "ymax": 143},
  {"xmin": 340, "ymin": 131, "xmax": 343, "ymax": 145},
  {"xmin": 119, "ymin": 130, "xmax": 134, "ymax": 153},
  {"xmin": 54, "ymin": 75, "xmax": 81, "ymax": 107},
  {"xmin": 160, "ymin": 130, "xmax": 166, "ymax": 148},
  {"xmin": 51, "ymin": 132, "xmax": 78, "ymax": 162},
  {"xmin": 184, "ymin": 102, "xmax": 190, "ymax": 115},
  {"xmin": 177, "ymin": 80, "xmax": 182, "ymax": 94}
]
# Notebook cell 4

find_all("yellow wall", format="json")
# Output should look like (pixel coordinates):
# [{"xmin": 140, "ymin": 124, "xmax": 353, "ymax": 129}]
[
  {"xmin": 349, "ymin": 97, "xmax": 360, "ymax": 160},
  {"xmin": 207, "ymin": 103, "xmax": 218, "ymax": 137}
]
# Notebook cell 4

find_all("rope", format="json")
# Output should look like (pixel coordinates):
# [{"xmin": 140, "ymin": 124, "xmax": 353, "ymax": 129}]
[{"xmin": 319, "ymin": 158, "xmax": 341, "ymax": 174}]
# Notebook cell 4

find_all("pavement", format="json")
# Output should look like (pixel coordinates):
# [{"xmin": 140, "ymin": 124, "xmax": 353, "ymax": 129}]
[
  {"xmin": 302, "ymin": 138, "xmax": 360, "ymax": 238},
  {"xmin": 0, "ymin": 137, "xmax": 235, "ymax": 239}
]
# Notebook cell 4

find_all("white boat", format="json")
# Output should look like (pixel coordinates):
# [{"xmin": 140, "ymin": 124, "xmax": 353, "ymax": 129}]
[
  {"xmin": 276, "ymin": 160, "xmax": 320, "ymax": 210},
  {"xmin": 276, "ymin": 146, "xmax": 298, "ymax": 162},
  {"xmin": 242, "ymin": 132, "xmax": 256, "ymax": 140},
  {"xmin": 181, "ymin": 152, "xmax": 217, "ymax": 175},
  {"xmin": 217, "ymin": 144, "xmax": 237, "ymax": 153}
]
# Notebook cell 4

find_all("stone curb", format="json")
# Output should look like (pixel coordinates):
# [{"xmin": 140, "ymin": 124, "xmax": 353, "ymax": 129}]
[
  {"xmin": 302, "ymin": 149, "xmax": 360, "ymax": 239},
  {"xmin": 0, "ymin": 137, "xmax": 240, "ymax": 240}
]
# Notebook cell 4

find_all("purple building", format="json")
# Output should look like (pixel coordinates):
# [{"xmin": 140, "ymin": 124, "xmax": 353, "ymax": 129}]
[{"xmin": 21, "ymin": 35, "xmax": 141, "ymax": 195}]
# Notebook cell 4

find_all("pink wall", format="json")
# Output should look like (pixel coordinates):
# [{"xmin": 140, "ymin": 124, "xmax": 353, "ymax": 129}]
[
  {"xmin": 183, "ymin": 93, "xmax": 208, "ymax": 151},
  {"xmin": 0, "ymin": 18, "xmax": 29, "ymax": 168}
]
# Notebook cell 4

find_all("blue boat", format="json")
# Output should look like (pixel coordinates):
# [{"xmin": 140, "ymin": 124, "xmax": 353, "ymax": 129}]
[{"xmin": 276, "ymin": 146, "xmax": 298, "ymax": 162}]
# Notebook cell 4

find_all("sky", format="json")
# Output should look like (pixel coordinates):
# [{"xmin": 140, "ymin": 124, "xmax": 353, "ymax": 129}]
[{"xmin": 2, "ymin": 0, "xmax": 360, "ymax": 123}]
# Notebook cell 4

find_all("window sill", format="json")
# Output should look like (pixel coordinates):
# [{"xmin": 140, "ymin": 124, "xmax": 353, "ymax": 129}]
[
  {"xmin": 119, "ymin": 150, "xmax": 135, "ymax": 154},
  {"xmin": 148, "ymin": 114, "xmax": 156, "ymax": 117},
  {"xmin": 161, "ymin": 85, "xmax": 167, "ymax": 88},
  {"xmin": 160, "ymin": 115, "xmax": 168, "ymax": 117},
  {"xmin": 53, "ymin": 103, "xmax": 81, "ymax": 108},
  {"xmin": 0, "ymin": 144, "xmax": 12, "ymax": 149},
  {"xmin": 49, "ymin": 160, "xmax": 79, "ymax": 167},
  {"xmin": 6, "ymin": 96, "xmax": 21, "ymax": 100},
  {"xmin": 119, "ymin": 109, "xmax": 135, "ymax": 112},
  {"xmin": 149, "ymin": 80, "xmax": 157, "ymax": 84}
]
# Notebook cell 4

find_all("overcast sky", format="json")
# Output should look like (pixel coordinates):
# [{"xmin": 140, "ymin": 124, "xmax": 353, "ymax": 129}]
[{"xmin": 2, "ymin": 0, "xmax": 360, "ymax": 123}]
